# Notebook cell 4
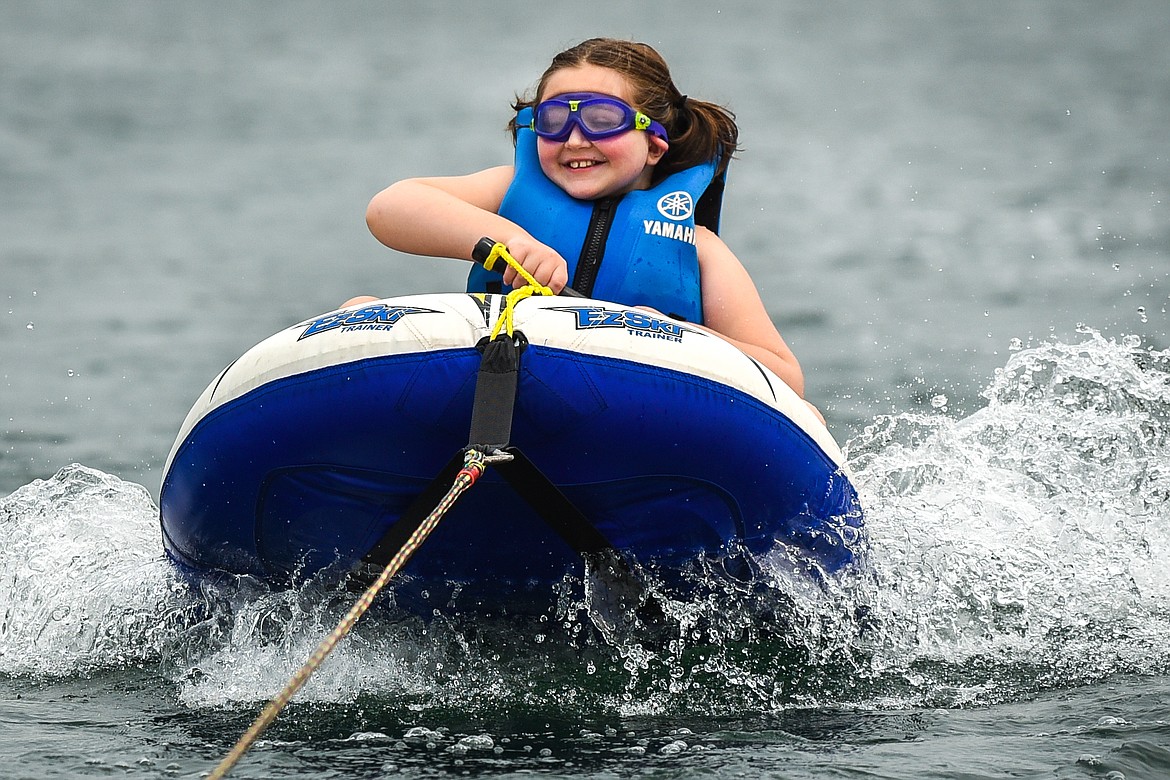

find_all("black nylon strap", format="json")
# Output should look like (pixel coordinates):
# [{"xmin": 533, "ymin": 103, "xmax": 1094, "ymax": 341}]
[
  {"xmin": 491, "ymin": 446, "xmax": 612, "ymax": 555},
  {"xmin": 359, "ymin": 334, "xmax": 525, "ymax": 575},
  {"xmin": 357, "ymin": 444, "xmax": 616, "ymax": 577},
  {"xmin": 359, "ymin": 328, "xmax": 616, "ymax": 574},
  {"xmin": 467, "ymin": 334, "xmax": 524, "ymax": 450},
  {"xmin": 357, "ymin": 450, "xmax": 465, "ymax": 574}
]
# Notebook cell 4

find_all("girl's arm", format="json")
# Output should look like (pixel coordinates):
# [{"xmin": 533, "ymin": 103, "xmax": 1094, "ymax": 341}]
[
  {"xmin": 365, "ymin": 167, "xmax": 569, "ymax": 292},
  {"xmin": 695, "ymin": 227, "xmax": 806, "ymax": 397}
]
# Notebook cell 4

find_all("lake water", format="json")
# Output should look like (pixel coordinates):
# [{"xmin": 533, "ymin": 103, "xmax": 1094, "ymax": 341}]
[{"xmin": 3, "ymin": 2, "xmax": 1169, "ymax": 778}]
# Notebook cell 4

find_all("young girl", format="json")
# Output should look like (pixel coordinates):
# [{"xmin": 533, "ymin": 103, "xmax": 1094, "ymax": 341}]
[{"xmin": 361, "ymin": 38, "xmax": 810, "ymax": 400}]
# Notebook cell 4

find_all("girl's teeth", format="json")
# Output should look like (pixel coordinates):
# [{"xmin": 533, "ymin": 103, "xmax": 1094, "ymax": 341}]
[{"xmin": 569, "ymin": 161, "xmax": 596, "ymax": 169}]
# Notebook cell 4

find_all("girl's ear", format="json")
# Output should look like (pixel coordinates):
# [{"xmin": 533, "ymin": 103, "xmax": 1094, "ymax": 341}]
[{"xmin": 646, "ymin": 135, "xmax": 669, "ymax": 166}]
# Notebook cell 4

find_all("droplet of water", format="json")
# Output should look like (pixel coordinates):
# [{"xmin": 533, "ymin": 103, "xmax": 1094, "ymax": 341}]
[
  {"xmin": 404, "ymin": 726, "xmax": 444, "ymax": 742},
  {"xmin": 347, "ymin": 731, "xmax": 389, "ymax": 742},
  {"xmin": 454, "ymin": 734, "xmax": 494, "ymax": 752},
  {"xmin": 930, "ymin": 394, "xmax": 948, "ymax": 410},
  {"xmin": 26, "ymin": 322, "xmax": 34, "ymax": 330}
]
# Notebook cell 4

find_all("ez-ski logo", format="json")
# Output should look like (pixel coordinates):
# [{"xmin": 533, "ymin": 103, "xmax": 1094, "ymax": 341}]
[
  {"xmin": 551, "ymin": 306, "xmax": 697, "ymax": 343},
  {"xmin": 297, "ymin": 303, "xmax": 437, "ymax": 340}
]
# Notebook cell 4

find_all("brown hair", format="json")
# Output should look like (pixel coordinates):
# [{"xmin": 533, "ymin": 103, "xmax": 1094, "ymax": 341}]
[{"xmin": 509, "ymin": 38, "xmax": 740, "ymax": 181}]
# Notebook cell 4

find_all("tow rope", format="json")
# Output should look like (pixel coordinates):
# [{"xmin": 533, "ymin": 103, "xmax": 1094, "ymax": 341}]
[
  {"xmin": 208, "ymin": 240, "xmax": 554, "ymax": 779},
  {"xmin": 207, "ymin": 447, "xmax": 511, "ymax": 780}
]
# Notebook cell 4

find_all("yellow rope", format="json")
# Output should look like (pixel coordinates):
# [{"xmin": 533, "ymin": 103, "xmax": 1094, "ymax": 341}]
[
  {"xmin": 207, "ymin": 449, "xmax": 490, "ymax": 780},
  {"xmin": 480, "ymin": 241, "xmax": 551, "ymax": 294},
  {"xmin": 480, "ymin": 242, "xmax": 557, "ymax": 340},
  {"xmin": 490, "ymin": 286, "xmax": 540, "ymax": 340}
]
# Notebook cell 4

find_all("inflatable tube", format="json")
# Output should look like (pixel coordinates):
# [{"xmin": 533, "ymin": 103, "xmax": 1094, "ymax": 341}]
[{"xmin": 159, "ymin": 294, "xmax": 865, "ymax": 613}]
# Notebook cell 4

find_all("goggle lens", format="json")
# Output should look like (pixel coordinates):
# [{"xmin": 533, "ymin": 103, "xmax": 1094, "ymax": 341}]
[{"xmin": 531, "ymin": 93, "xmax": 667, "ymax": 142}]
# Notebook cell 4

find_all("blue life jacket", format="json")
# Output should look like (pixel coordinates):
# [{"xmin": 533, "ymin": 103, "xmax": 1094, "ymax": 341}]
[{"xmin": 467, "ymin": 107, "xmax": 726, "ymax": 324}]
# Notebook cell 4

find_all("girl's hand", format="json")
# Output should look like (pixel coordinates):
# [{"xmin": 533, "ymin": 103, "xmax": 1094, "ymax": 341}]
[{"xmin": 499, "ymin": 235, "xmax": 569, "ymax": 294}]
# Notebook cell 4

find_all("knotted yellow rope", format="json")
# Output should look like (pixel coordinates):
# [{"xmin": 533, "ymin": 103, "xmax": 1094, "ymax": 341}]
[
  {"xmin": 479, "ymin": 241, "xmax": 557, "ymax": 340},
  {"xmin": 208, "ymin": 449, "xmax": 491, "ymax": 779}
]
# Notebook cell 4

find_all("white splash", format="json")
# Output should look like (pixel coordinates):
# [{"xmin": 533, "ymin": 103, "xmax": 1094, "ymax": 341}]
[
  {"xmin": 2, "ymin": 327, "xmax": 1167, "ymax": 714},
  {"xmin": 0, "ymin": 465, "xmax": 193, "ymax": 676},
  {"xmin": 847, "ymin": 327, "xmax": 1170, "ymax": 690}
]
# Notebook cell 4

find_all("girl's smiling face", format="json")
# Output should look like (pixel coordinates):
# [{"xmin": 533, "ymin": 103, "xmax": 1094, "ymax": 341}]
[{"xmin": 536, "ymin": 64, "xmax": 668, "ymax": 201}]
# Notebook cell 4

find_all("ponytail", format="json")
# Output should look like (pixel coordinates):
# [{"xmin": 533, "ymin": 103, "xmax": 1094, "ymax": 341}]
[{"xmin": 656, "ymin": 95, "xmax": 739, "ymax": 181}]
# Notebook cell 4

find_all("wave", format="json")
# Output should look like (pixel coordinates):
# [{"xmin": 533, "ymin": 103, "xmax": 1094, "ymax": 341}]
[
  {"xmin": 844, "ymin": 327, "xmax": 1170, "ymax": 704},
  {"xmin": 2, "ymin": 327, "xmax": 1167, "ymax": 714}
]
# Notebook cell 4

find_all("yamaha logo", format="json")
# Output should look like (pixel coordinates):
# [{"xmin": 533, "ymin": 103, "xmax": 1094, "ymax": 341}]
[{"xmin": 656, "ymin": 191, "xmax": 693, "ymax": 221}]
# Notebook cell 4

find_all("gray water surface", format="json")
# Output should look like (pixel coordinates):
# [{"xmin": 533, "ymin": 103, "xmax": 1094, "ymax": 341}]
[{"xmin": 2, "ymin": 3, "xmax": 1168, "ymax": 778}]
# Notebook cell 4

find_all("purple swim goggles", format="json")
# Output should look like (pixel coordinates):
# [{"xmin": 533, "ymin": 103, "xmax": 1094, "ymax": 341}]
[{"xmin": 531, "ymin": 92, "xmax": 668, "ymax": 142}]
